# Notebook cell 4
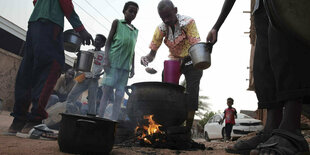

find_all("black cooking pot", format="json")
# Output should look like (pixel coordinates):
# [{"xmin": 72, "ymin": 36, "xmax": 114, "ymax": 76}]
[
  {"xmin": 125, "ymin": 82, "xmax": 188, "ymax": 127},
  {"xmin": 57, "ymin": 113, "xmax": 117, "ymax": 154}
]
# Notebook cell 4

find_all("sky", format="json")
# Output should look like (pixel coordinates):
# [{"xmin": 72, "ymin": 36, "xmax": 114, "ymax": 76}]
[{"xmin": 0, "ymin": 0, "xmax": 258, "ymax": 113}]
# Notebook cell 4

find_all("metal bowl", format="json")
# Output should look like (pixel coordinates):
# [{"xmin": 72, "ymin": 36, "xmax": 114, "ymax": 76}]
[
  {"xmin": 188, "ymin": 42, "xmax": 212, "ymax": 70},
  {"xmin": 63, "ymin": 29, "xmax": 82, "ymax": 53},
  {"xmin": 76, "ymin": 50, "xmax": 94, "ymax": 72}
]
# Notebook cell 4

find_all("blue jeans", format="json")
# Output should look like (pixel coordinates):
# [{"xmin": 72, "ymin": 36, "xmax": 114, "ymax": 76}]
[
  {"xmin": 45, "ymin": 95, "xmax": 59, "ymax": 110},
  {"xmin": 66, "ymin": 78, "xmax": 99, "ymax": 115},
  {"xmin": 11, "ymin": 20, "xmax": 64, "ymax": 121}
]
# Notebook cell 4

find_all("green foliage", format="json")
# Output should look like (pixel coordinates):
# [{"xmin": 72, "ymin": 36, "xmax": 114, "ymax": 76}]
[
  {"xmin": 199, "ymin": 111, "xmax": 216, "ymax": 127},
  {"xmin": 195, "ymin": 95, "xmax": 210, "ymax": 119}
]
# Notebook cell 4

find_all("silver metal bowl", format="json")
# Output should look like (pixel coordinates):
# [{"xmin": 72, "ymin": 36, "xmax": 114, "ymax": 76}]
[
  {"xmin": 63, "ymin": 29, "xmax": 82, "ymax": 53},
  {"xmin": 188, "ymin": 42, "xmax": 212, "ymax": 70}
]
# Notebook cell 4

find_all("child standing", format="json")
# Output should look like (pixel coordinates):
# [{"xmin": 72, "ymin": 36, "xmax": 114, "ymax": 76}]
[
  {"xmin": 66, "ymin": 34, "xmax": 106, "ymax": 115},
  {"xmin": 99, "ymin": 1, "xmax": 139, "ymax": 120},
  {"xmin": 223, "ymin": 97, "xmax": 237, "ymax": 141},
  {"xmin": 98, "ymin": 1, "xmax": 139, "ymax": 121}
]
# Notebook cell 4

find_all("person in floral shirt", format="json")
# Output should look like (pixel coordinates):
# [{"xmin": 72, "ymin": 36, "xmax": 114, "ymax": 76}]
[{"xmin": 141, "ymin": 0, "xmax": 202, "ymax": 130}]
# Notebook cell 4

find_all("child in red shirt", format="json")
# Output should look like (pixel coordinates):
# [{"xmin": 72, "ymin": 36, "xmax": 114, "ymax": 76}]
[{"xmin": 223, "ymin": 97, "xmax": 237, "ymax": 141}]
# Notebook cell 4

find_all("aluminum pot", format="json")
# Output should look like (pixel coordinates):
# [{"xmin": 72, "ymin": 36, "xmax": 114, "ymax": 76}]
[
  {"xmin": 76, "ymin": 50, "xmax": 94, "ymax": 72},
  {"xmin": 188, "ymin": 42, "xmax": 212, "ymax": 70},
  {"xmin": 63, "ymin": 29, "xmax": 82, "ymax": 52},
  {"xmin": 125, "ymin": 82, "xmax": 188, "ymax": 127},
  {"xmin": 58, "ymin": 113, "xmax": 117, "ymax": 154}
]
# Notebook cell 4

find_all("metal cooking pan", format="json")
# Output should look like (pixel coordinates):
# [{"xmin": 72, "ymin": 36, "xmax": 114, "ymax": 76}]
[
  {"xmin": 58, "ymin": 113, "xmax": 117, "ymax": 154},
  {"xmin": 76, "ymin": 50, "xmax": 94, "ymax": 72},
  {"xmin": 63, "ymin": 29, "xmax": 82, "ymax": 52},
  {"xmin": 125, "ymin": 82, "xmax": 188, "ymax": 127},
  {"xmin": 188, "ymin": 42, "xmax": 212, "ymax": 70}
]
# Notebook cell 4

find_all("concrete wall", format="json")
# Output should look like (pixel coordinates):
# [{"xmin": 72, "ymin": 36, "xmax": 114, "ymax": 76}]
[{"xmin": 0, "ymin": 48, "xmax": 22, "ymax": 111}]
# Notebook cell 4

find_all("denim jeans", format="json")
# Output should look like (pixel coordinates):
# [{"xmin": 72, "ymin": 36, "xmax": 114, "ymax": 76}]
[
  {"xmin": 66, "ymin": 78, "xmax": 99, "ymax": 115},
  {"xmin": 11, "ymin": 20, "xmax": 64, "ymax": 121},
  {"xmin": 45, "ymin": 95, "xmax": 59, "ymax": 110}
]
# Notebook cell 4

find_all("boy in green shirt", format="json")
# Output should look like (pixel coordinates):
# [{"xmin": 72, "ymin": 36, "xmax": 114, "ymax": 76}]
[{"xmin": 98, "ymin": 1, "xmax": 139, "ymax": 121}]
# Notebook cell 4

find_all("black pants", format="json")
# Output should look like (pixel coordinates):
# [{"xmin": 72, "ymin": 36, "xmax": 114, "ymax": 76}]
[
  {"xmin": 225, "ymin": 123, "xmax": 233, "ymax": 139},
  {"xmin": 162, "ymin": 62, "xmax": 203, "ymax": 111},
  {"xmin": 253, "ymin": 3, "xmax": 310, "ymax": 109},
  {"xmin": 11, "ymin": 20, "xmax": 64, "ymax": 121}
]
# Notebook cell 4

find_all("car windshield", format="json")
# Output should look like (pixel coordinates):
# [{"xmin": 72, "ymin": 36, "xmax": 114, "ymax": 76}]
[{"xmin": 237, "ymin": 113, "xmax": 252, "ymax": 119}]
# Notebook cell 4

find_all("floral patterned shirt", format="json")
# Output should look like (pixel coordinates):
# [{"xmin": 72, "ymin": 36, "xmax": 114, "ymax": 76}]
[{"xmin": 149, "ymin": 14, "xmax": 201, "ymax": 59}]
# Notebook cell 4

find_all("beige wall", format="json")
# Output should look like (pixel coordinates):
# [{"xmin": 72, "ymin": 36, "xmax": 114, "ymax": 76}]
[{"xmin": 0, "ymin": 48, "xmax": 22, "ymax": 111}]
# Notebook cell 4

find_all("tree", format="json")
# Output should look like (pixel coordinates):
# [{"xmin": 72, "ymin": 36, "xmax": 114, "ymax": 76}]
[
  {"xmin": 199, "ymin": 111, "xmax": 216, "ymax": 127},
  {"xmin": 196, "ymin": 95, "xmax": 210, "ymax": 119}
]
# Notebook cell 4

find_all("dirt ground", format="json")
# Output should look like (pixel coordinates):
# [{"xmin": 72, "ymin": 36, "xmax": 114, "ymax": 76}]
[
  {"xmin": 0, "ymin": 111, "xmax": 237, "ymax": 155},
  {"xmin": 2, "ymin": 111, "xmax": 310, "ymax": 155}
]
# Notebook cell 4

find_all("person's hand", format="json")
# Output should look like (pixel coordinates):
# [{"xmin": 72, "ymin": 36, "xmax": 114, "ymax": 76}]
[
  {"xmin": 141, "ymin": 56, "xmax": 150, "ymax": 67},
  {"xmin": 79, "ymin": 29, "xmax": 94, "ymax": 45},
  {"xmin": 129, "ymin": 68, "xmax": 135, "ymax": 78},
  {"xmin": 206, "ymin": 29, "xmax": 218, "ymax": 44}
]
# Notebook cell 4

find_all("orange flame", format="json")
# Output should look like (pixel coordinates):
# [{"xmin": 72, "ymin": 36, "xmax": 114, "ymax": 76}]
[{"xmin": 135, "ymin": 115, "xmax": 164, "ymax": 144}]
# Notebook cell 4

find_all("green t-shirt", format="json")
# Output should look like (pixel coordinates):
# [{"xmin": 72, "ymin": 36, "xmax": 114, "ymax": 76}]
[
  {"xmin": 29, "ymin": 0, "xmax": 83, "ymax": 30},
  {"xmin": 109, "ymin": 19, "xmax": 138, "ymax": 71}
]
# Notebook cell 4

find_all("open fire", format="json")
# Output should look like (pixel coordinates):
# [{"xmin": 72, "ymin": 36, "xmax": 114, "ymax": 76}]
[
  {"xmin": 135, "ymin": 115, "xmax": 166, "ymax": 145},
  {"xmin": 133, "ymin": 114, "xmax": 205, "ymax": 150}
]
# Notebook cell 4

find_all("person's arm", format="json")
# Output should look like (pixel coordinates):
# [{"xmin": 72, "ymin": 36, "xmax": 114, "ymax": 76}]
[
  {"xmin": 234, "ymin": 108, "xmax": 237, "ymax": 118},
  {"xmin": 129, "ymin": 52, "xmax": 135, "ymax": 78},
  {"xmin": 103, "ymin": 19, "xmax": 118, "ymax": 73},
  {"xmin": 206, "ymin": 0, "xmax": 236, "ymax": 44},
  {"xmin": 141, "ymin": 50, "xmax": 157, "ymax": 66},
  {"xmin": 141, "ymin": 26, "xmax": 163, "ymax": 66},
  {"xmin": 59, "ymin": 0, "xmax": 93, "ymax": 45}
]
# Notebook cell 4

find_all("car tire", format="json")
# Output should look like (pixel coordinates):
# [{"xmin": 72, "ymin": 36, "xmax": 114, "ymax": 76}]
[{"xmin": 204, "ymin": 132, "xmax": 210, "ymax": 142}]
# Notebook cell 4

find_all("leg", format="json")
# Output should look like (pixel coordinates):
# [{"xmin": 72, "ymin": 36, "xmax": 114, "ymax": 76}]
[
  {"xmin": 226, "ymin": 3, "xmax": 279, "ymax": 153},
  {"xmin": 66, "ymin": 80, "xmax": 89, "ymax": 114},
  {"xmin": 98, "ymin": 85, "xmax": 113, "ymax": 117},
  {"xmin": 250, "ymin": 1, "xmax": 310, "ymax": 153},
  {"xmin": 279, "ymin": 99, "xmax": 302, "ymax": 132},
  {"xmin": 27, "ymin": 20, "xmax": 64, "ymax": 122},
  {"xmin": 111, "ymin": 89, "xmax": 124, "ymax": 121},
  {"xmin": 45, "ymin": 95, "xmax": 60, "ymax": 110},
  {"xmin": 110, "ymin": 69, "xmax": 129, "ymax": 121},
  {"xmin": 8, "ymin": 25, "xmax": 35, "ymax": 133},
  {"xmin": 264, "ymin": 108, "xmax": 282, "ymax": 131},
  {"xmin": 182, "ymin": 65, "xmax": 203, "ymax": 129},
  {"xmin": 225, "ymin": 123, "xmax": 233, "ymax": 140},
  {"xmin": 11, "ymin": 30, "xmax": 34, "ymax": 121},
  {"xmin": 87, "ymin": 79, "xmax": 99, "ymax": 115}
]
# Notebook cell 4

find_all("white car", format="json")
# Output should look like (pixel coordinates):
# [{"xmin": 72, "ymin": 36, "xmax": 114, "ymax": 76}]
[{"xmin": 203, "ymin": 113, "xmax": 264, "ymax": 141}]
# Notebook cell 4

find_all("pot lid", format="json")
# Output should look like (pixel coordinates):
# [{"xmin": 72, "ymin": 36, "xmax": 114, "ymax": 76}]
[
  {"xmin": 60, "ymin": 113, "xmax": 118, "ymax": 123},
  {"xmin": 130, "ymin": 82, "xmax": 185, "ymax": 91}
]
